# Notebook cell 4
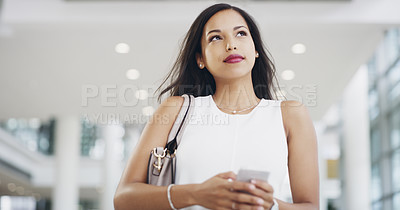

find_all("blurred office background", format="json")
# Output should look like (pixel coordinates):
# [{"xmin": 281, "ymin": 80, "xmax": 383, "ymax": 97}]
[{"xmin": 0, "ymin": 0, "xmax": 399, "ymax": 209}]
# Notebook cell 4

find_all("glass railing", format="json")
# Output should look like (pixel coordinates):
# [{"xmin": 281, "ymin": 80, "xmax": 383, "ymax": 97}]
[
  {"xmin": 0, "ymin": 118, "xmax": 55, "ymax": 155},
  {"xmin": 0, "ymin": 116, "xmax": 142, "ymax": 161}
]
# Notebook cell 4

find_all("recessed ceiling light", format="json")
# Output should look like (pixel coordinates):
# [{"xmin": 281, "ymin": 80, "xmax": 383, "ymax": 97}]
[
  {"xmin": 126, "ymin": 69, "xmax": 140, "ymax": 80},
  {"xmin": 115, "ymin": 43, "xmax": 130, "ymax": 54},
  {"xmin": 142, "ymin": 106, "xmax": 155, "ymax": 116},
  {"xmin": 291, "ymin": 43, "xmax": 306, "ymax": 54},
  {"xmin": 135, "ymin": 89, "xmax": 149, "ymax": 100},
  {"xmin": 7, "ymin": 183, "xmax": 16, "ymax": 192},
  {"xmin": 281, "ymin": 70, "xmax": 295, "ymax": 81}
]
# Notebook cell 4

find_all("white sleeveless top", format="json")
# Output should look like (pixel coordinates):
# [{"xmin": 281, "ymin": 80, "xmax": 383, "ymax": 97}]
[{"xmin": 175, "ymin": 95, "xmax": 289, "ymax": 209}]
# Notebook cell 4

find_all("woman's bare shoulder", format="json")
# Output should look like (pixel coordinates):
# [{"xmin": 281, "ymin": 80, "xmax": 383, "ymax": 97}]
[
  {"xmin": 281, "ymin": 100, "xmax": 309, "ymax": 118},
  {"xmin": 280, "ymin": 100, "xmax": 312, "ymax": 138},
  {"xmin": 154, "ymin": 96, "xmax": 185, "ymax": 120},
  {"xmin": 140, "ymin": 95, "xmax": 185, "ymax": 144},
  {"xmin": 160, "ymin": 96, "xmax": 185, "ymax": 107}
]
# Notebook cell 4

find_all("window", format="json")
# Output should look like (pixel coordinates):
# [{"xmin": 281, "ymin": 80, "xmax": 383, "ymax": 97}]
[
  {"xmin": 387, "ymin": 61, "xmax": 400, "ymax": 101},
  {"xmin": 392, "ymin": 150, "xmax": 400, "ymax": 192},
  {"xmin": 369, "ymin": 89, "xmax": 379, "ymax": 120},
  {"xmin": 0, "ymin": 118, "xmax": 55, "ymax": 155},
  {"xmin": 383, "ymin": 29, "xmax": 400, "ymax": 69},
  {"xmin": 372, "ymin": 202, "xmax": 383, "ymax": 210},
  {"xmin": 368, "ymin": 28, "xmax": 400, "ymax": 210},
  {"xmin": 371, "ymin": 129, "xmax": 381, "ymax": 162},
  {"xmin": 81, "ymin": 118, "xmax": 104, "ymax": 159},
  {"xmin": 390, "ymin": 110, "xmax": 400, "ymax": 149},
  {"xmin": 393, "ymin": 193, "xmax": 400, "ymax": 210},
  {"xmin": 371, "ymin": 164, "xmax": 382, "ymax": 201},
  {"xmin": 368, "ymin": 55, "xmax": 378, "ymax": 88}
]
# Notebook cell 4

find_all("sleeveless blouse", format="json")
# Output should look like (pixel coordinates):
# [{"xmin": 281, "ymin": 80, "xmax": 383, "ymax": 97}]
[{"xmin": 175, "ymin": 95, "xmax": 289, "ymax": 209}]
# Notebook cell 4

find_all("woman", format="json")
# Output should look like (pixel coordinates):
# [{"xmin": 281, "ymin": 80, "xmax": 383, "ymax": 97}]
[{"xmin": 114, "ymin": 3, "xmax": 319, "ymax": 210}]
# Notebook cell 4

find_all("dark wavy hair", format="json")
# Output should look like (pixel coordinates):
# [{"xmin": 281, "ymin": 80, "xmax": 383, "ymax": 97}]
[{"xmin": 156, "ymin": 3, "xmax": 280, "ymax": 103}]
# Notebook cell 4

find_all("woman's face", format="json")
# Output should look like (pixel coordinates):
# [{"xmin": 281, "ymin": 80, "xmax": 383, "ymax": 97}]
[{"xmin": 197, "ymin": 9, "xmax": 258, "ymax": 80}]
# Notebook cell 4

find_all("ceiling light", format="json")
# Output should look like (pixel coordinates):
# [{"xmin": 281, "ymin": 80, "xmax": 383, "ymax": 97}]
[
  {"xmin": 126, "ymin": 69, "xmax": 140, "ymax": 80},
  {"xmin": 7, "ymin": 183, "xmax": 16, "ymax": 192},
  {"xmin": 115, "ymin": 43, "xmax": 130, "ymax": 54},
  {"xmin": 291, "ymin": 43, "xmax": 306, "ymax": 54},
  {"xmin": 135, "ymin": 89, "xmax": 149, "ymax": 100},
  {"xmin": 142, "ymin": 106, "xmax": 155, "ymax": 116},
  {"xmin": 281, "ymin": 70, "xmax": 295, "ymax": 81}
]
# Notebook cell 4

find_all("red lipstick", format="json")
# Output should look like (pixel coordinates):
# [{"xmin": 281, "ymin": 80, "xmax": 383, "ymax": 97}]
[{"xmin": 224, "ymin": 54, "xmax": 244, "ymax": 63}]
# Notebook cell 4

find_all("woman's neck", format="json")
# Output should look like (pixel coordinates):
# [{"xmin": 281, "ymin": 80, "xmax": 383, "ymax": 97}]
[{"xmin": 212, "ymin": 76, "xmax": 260, "ymax": 111}]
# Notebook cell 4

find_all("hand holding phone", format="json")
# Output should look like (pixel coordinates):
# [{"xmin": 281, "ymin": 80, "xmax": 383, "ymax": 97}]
[
  {"xmin": 237, "ymin": 169, "xmax": 270, "ymax": 183},
  {"xmin": 236, "ymin": 169, "xmax": 276, "ymax": 209}
]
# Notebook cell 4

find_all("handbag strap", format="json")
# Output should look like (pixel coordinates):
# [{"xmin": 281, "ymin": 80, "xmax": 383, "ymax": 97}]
[{"xmin": 165, "ymin": 94, "xmax": 194, "ymax": 152}]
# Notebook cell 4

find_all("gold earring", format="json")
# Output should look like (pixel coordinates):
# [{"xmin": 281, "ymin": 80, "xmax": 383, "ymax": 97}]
[{"xmin": 256, "ymin": 52, "xmax": 259, "ymax": 58}]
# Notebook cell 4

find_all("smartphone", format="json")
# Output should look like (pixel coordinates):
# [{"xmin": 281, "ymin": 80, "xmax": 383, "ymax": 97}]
[{"xmin": 237, "ymin": 169, "xmax": 270, "ymax": 183}]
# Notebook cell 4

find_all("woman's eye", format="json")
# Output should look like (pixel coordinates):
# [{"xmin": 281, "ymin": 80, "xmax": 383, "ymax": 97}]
[
  {"xmin": 237, "ymin": 31, "xmax": 247, "ymax": 37},
  {"xmin": 210, "ymin": 36, "xmax": 221, "ymax": 42}
]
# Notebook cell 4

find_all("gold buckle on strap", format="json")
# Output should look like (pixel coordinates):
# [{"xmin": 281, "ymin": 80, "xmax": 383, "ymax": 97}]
[{"xmin": 152, "ymin": 148, "xmax": 167, "ymax": 172}]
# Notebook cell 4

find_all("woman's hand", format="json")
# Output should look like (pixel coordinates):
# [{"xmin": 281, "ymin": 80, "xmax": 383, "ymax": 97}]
[
  {"xmin": 246, "ymin": 179, "xmax": 275, "ymax": 210},
  {"xmin": 192, "ymin": 171, "xmax": 267, "ymax": 210}
]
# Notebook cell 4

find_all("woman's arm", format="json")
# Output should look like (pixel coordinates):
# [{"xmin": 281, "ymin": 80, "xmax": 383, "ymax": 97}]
[
  {"xmin": 113, "ymin": 96, "xmax": 196, "ymax": 209},
  {"xmin": 114, "ymin": 182, "xmax": 197, "ymax": 209},
  {"xmin": 279, "ymin": 100, "xmax": 320, "ymax": 210}
]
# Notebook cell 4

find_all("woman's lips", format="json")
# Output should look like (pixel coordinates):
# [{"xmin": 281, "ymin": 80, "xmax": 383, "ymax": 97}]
[{"xmin": 224, "ymin": 54, "xmax": 244, "ymax": 63}]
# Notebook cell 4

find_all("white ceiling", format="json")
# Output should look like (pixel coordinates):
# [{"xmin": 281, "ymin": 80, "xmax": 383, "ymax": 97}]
[{"xmin": 0, "ymin": 0, "xmax": 399, "ymax": 121}]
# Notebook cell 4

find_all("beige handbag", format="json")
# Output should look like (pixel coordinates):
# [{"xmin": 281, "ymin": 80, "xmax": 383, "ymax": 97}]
[{"xmin": 147, "ymin": 94, "xmax": 194, "ymax": 186}]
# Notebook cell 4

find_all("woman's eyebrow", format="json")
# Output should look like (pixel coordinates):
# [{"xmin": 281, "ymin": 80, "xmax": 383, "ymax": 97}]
[
  {"xmin": 233, "ymin": 25, "xmax": 247, "ymax": 31},
  {"xmin": 206, "ymin": 25, "xmax": 248, "ymax": 36},
  {"xmin": 206, "ymin": 29, "xmax": 221, "ymax": 36}
]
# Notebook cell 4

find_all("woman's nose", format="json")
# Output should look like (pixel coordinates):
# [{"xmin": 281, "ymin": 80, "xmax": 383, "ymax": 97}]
[{"xmin": 225, "ymin": 39, "xmax": 237, "ymax": 51}]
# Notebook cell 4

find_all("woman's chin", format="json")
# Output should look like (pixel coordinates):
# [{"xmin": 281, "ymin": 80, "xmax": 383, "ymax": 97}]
[{"xmin": 213, "ymin": 71, "xmax": 252, "ymax": 81}]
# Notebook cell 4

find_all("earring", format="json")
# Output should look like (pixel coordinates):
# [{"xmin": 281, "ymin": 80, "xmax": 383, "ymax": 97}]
[
  {"xmin": 256, "ymin": 52, "xmax": 259, "ymax": 58},
  {"xmin": 199, "ymin": 63, "xmax": 203, "ymax": 68}
]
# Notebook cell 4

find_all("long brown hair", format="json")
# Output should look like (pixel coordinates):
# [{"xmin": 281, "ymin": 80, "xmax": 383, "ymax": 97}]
[{"xmin": 156, "ymin": 3, "xmax": 280, "ymax": 103}]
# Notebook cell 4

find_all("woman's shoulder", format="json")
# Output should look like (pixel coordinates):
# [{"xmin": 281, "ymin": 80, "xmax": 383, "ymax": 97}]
[
  {"xmin": 280, "ymin": 100, "xmax": 309, "ymax": 117},
  {"xmin": 157, "ymin": 96, "xmax": 185, "ymax": 114},
  {"xmin": 160, "ymin": 96, "xmax": 185, "ymax": 107},
  {"xmin": 280, "ymin": 100, "xmax": 313, "ymax": 137},
  {"xmin": 151, "ymin": 96, "xmax": 185, "ymax": 124},
  {"xmin": 280, "ymin": 100, "xmax": 311, "ymax": 121}
]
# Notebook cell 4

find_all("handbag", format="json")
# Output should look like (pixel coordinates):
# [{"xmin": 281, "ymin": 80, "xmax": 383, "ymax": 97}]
[{"xmin": 147, "ymin": 94, "xmax": 194, "ymax": 186}]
